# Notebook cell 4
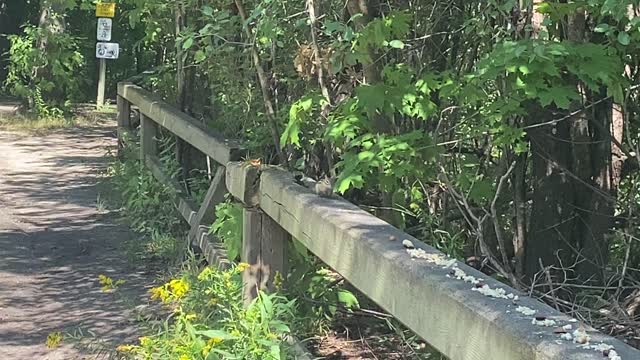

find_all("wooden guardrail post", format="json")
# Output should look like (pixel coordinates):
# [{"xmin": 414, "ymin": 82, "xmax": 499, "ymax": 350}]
[
  {"xmin": 116, "ymin": 94, "xmax": 132, "ymax": 157},
  {"xmin": 225, "ymin": 162, "xmax": 289, "ymax": 305},
  {"xmin": 242, "ymin": 207, "xmax": 288, "ymax": 306},
  {"xmin": 140, "ymin": 113, "xmax": 158, "ymax": 161}
]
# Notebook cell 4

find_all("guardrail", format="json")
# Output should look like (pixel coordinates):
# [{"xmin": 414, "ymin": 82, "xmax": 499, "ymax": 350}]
[{"xmin": 117, "ymin": 82, "xmax": 640, "ymax": 360}]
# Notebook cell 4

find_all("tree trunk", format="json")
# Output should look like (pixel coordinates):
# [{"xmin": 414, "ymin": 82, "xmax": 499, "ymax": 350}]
[
  {"xmin": 524, "ymin": 10, "xmax": 621, "ymax": 282},
  {"xmin": 175, "ymin": 1, "xmax": 199, "ymax": 184},
  {"xmin": 33, "ymin": 0, "xmax": 66, "ymax": 105},
  {"xmin": 345, "ymin": 0, "xmax": 393, "ymax": 134},
  {"xmin": 525, "ymin": 104, "xmax": 576, "ymax": 279}
]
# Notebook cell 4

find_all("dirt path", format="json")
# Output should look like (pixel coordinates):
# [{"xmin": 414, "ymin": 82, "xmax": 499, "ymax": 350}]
[{"xmin": 0, "ymin": 123, "xmax": 152, "ymax": 359}]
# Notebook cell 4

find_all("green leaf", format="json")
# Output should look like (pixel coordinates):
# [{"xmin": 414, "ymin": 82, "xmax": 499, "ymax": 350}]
[
  {"xmin": 617, "ymin": 32, "xmax": 630, "ymax": 46},
  {"xmin": 196, "ymin": 330, "xmax": 236, "ymax": 340},
  {"xmin": 337, "ymin": 290, "xmax": 360, "ymax": 309},
  {"xmin": 182, "ymin": 37, "xmax": 194, "ymax": 50},
  {"xmin": 194, "ymin": 50, "xmax": 206, "ymax": 62},
  {"xmin": 270, "ymin": 345, "xmax": 282, "ymax": 360},
  {"xmin": 388, "ymin": 40, "xmax": 405, "ymax": 49},
  {"xmin": 202, "ymin": 5, "xmax": 214, "ymax": 16}
]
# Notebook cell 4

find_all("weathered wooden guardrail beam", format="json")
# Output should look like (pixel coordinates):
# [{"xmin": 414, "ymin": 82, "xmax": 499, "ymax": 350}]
[
  {"xmin": 225, "ymin": 163, "xmax": 639, "ymax": 360},
  {"xmin": 117, "ymin": 82, "xmax": 244, "ymax": 164}
]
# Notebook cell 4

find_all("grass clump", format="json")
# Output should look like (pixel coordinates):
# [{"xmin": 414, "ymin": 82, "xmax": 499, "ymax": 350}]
[
  {"xmin": 0, "ymin": 111, "xmax": 104, "ymax": 134},
  {"xmin": 102, "ymin": 138, "xmax": 186, "ymax": 264}
]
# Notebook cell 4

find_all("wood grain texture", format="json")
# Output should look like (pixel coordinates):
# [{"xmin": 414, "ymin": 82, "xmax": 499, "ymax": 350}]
[
  {"xmin": 118, "ymin": 82, "xmax": 243, "ymax": 165},
  {"xmin": 242, "ymin": 208, "xmax": 262, "ymax": 305},
  {"xmin": 225, "ymin": 161, "xmax": 261, "ymax": 206},
  {"xmin": 242, "ymin": 207, "xmax": 289, "ymax": 305},
  {"xmin": 116, "ymin": 95, "xmax": 131, "ymax": 157},
  {"xmin": 140, "ymin": 114, "xmax": 157, "ymax": 161},
  {"xmin": 258, "ymin": 167, "xmax": 640, "ymax": 360},
  {"xmin": 259, "ymin": 211, "xmax": 288, "ymax": 292}
]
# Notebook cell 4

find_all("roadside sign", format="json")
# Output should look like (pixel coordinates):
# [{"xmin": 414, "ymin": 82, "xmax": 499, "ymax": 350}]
[
  {"xmin": 96, "ymin": 3, "xmax": 116, "ymax": 18},
  {"xmin": 96, "ymin": 42, "xmax": 119, "ymax": 59},
  {"xmin": 97, "ymin": 18, "xmax": 112, "ymax": 41}
]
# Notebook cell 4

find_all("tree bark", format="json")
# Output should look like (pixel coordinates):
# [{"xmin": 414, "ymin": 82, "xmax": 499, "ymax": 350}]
[
  {"xmin": 525, "ymin": 104, "xmax": 576, "ymax": 279},
  {"xmin": 174, "ymin": 1, "xmax": 205, "ymax": 185},
  {"xmin": 234, "ymin": 0, "xmax": 287, "ymax": 165},
  {"xmin": 34, "ymin": 0, "xmax": 66, "ymax": 105},
  {"xmin": 524, "ymin": 9, "xmax": 622, "ymax": 282},
  {"xmin": 345, "ymin": 0, "xmax": 393, "ymax": 134}
]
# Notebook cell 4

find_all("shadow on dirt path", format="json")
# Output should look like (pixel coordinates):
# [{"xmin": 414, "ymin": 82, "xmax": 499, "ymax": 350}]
[{"xmin": 0, "ymin": 122, "xmax": 154, "ymax": 359}]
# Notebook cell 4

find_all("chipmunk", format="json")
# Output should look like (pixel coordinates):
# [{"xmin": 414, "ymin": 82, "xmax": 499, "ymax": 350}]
[{"xmin": 293, "ymin": 173, "xmax": 337, "ymax": 198}]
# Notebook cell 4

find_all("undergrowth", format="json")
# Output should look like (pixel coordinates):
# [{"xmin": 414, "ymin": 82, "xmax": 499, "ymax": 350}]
[
  {"xmin": 0, "ymin": 112, "xmax": 96, "ymax": 133},
  {"xmin": 117, "ymin": 264, "xmax": 297, "ymax": 360},
  {"xmin": 102, "ymin": 139, "xmax": 439, "ymax": 359},
  {"xmin": 103, "ymin": 136, "xmax": 186, "ymax": 264}
]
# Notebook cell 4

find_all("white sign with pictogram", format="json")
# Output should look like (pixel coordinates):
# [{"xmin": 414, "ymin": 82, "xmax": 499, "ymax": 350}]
[
  {"xmin": 96, "ymin": 42, "xmax": 119, "ymax": 59},
  {"xmin": 97, "ymin": 18, "xmax": 112, "ymax": 41}
]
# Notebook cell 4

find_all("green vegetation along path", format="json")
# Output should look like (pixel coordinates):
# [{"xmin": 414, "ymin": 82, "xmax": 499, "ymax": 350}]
[{"xmin": 0, "ymin": 121, "xmax": 151, "ymax": 359}]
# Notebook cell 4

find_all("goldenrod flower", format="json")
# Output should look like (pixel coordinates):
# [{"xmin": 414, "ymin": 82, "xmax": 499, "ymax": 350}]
[
  {"xmin": 46, "ymin": 331, "xmax": 63, "ymax": 349},
  {"xmin": 198, "ymin": 267, "xmax": 214, "ymax": 281},
  {"xmin": 149, "ymin": 286, "xmax": 170, "ymax": 303},
  {"xmin": 98, "ymin": 274, "xmax": 125, "ymax": 292},
  {"xmin": 273, "ymin": 271, "xmax": 284, "ymax": 291},
  {"xmin": 202, "ymin": 336, "xmax": 224, "ymax": 356},
  {"xmin": 237, "ymin": 262, "xmax": 250, "ymax": 272},
  {"xmin": 210, "ymin": 337, "xmax": 224, "ymax": 345},
  {"xmin": 139, "ymin": 336, "xmax": 152, "ymax": 347},
  {"xmin": 169, "ymin": 279, "xmax": 190, "ymax": 298},
  {"xmin": 178, "ymin": 354, "xmax": 190, "ymax": 360},
  {"xmin": 116, "ymin": 344, "xmax": 137, "ymax": 352}
]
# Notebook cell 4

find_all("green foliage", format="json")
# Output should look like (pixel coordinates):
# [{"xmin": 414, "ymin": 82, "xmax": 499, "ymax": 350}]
[
  {"xmin": 119, "ymin": 264, "xmax": 297, "ymax": 360},
  {"xmin": 471, "ymin": 39, "xmax": 626, "ymax": 109},
  {"xmin": 353, "ymin": 11, "xmax": 412, "ymax": 63},
  {"xmin": 288, "ymin": 267, "xmax": 360, "ymax": 327},
  {"xmin": 105, "ymin": 139, "xmax": 184, "ymax": 262},
  {"xmin": 210, "ymin": 201, "xmax": 244, "ymax": 261},
  {"xmin": 4, "ymin": 25, "xmax": 84, "ymax": 115},
  {"xmin": 322, "ymin": 67, "xmax": 446, "ymax": 195}
]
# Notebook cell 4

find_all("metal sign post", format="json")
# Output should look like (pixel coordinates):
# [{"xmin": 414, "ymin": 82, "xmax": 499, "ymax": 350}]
[{"xmin": 95, "ymin": 3, "xmax": 117, "ymax": 108}]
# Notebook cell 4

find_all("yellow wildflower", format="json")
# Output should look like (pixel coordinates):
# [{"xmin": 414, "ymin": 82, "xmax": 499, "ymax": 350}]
[
  {"xmin": 98, "ymin": 274, "xmax": 113, "ymax": 292},
  {"xmin": 46, "ymin": 331, "xmax": 63, "ymax": 349},
  {"xmin": 116, "ymin": 344, "xmax": 137, "ymax": 352},
  {"xmin": 98, "ymin": 274, "xmax": 125, "ymax": 292},
  {"xmin": 169, "ymin": 279, "xmax": 190, "ymax": 298},
  {"xmin": 202, "ymin": 337, "xmax": 224, "ymax": 356},
  {"xmin": 184, "ymin": 313, "xmax": 197, "ymax": 321},
  {"xmin": 198, "ymin": 267, "xmax": 214, "ymax": 281},
  {"xmin": 273, "ymin": 271, "xmax": 283, "ymax": 291},
  {"xmin": 139, "ymin": 336, "xmax": 152, "ymax": 347},
  {"xmin": 210, "ymin": 337, "xmax": 224, "ymax": 345},
  {"xmin": 149, "ymin": 286, "xmax": 170, "ymax": 303},
  {"xmin": 179, "ymin": 355, "xmax": 190, "ymax": 360},
  {"xmin": 237, "ymin": 262, "xmax": 250, "ymax": 272}
]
